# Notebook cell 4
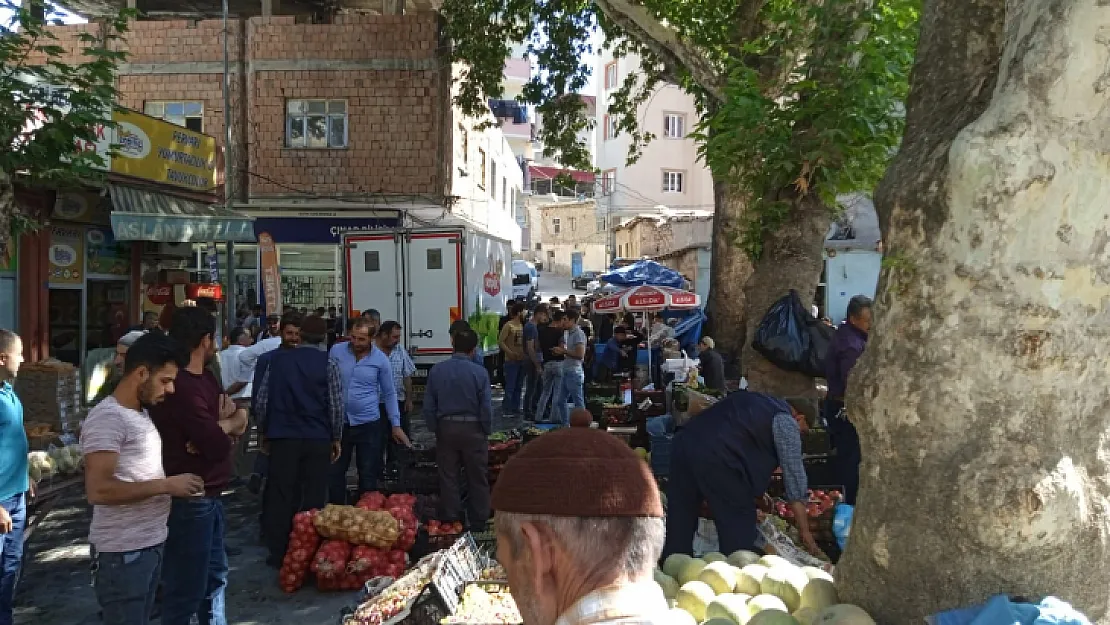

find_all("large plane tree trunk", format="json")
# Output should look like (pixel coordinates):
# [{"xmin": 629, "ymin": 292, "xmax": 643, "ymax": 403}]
[
  {"xmin": 740, "ymin": 193, "xmax": 829, "ymax": 398},
  {"xmin": 837, "ymin": 1, "xmax": 1110, "ymax": 622},
  {"xmin": 705, "ymin": 177, "xmax": 753, "ymax": 366}
]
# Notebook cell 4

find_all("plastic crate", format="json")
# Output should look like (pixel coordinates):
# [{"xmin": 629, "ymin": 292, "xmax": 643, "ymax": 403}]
[
  {"xmin": 400, "ymin": 465, "xmax": 440, "ymax": 495},
  {"xmin": 430, "ymin": 535, "xmax": 483, "ymax": 615},
  {"xmin": 649, "ymin": 433, "xmax": 672, "ymax": 477}
]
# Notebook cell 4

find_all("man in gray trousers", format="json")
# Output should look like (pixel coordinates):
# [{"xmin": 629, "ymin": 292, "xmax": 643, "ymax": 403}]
[{"xmin": 422, "ymin": 328, "xmax": 492, "ymax": 530}]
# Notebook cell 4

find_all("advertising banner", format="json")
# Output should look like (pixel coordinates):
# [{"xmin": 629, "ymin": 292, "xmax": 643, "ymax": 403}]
[
  {"xmin": 259, "ymin": 232, "xmax": 282, "ymax": 314},
  {"xmin": 109, "ymin": 110, "xmax": 218, "ymax": 192},
  {"xmin": 49, "ymin": 225, "xmax": 85, "ymax": 284},
  {"xmin": 86, "ymin": 227, "xmax": 131, "ymax": 276}
]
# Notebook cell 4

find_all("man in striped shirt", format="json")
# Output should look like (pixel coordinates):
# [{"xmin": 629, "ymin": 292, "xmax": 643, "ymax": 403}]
[{"xmin": 376, "ymin": 321, "xmax": 416, "ymax": 471}]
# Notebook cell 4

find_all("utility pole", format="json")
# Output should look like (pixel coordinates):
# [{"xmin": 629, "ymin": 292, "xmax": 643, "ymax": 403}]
[{"xmin": 222, "ymin": 0, "xmax": 236, "ymax": 327}]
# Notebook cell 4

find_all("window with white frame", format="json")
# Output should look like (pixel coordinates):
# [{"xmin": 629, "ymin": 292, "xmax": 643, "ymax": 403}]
[
  {"xmin": 604, "ymin": 115, "xmax": 618, "ymax": 140},
  {"xmin": 596, "ymin": 216, "xmax": 606, "ymax": 233},
  {"xmin": 286, "ymin": 99, "xmax": 347, "ymax": 148},
  {"xmin": 602, "ymin": 170, "xmax": 616, "ymax": 195},
  {"xmin": 663, "ymin": 113, "xmax": 685, "ymax": 139},
  {"xmin": 459, "ymin": 124, "xmax": 469, "ymax": 164},
  {"xmin": 478, "ymin": 149, "xmax": 487, "ymax": 188},
  {"xmin": 492, "ymin": 161, "xmax": 498, "ymax": 199},
  {"xmin": 553, "ymin": 217, "xmax": 561, "ymax": 235},
  {"xmin": 662, "ymin": 170, "xmax": 684, "ymax": 193},
  {"xmin": 604, "ymin": 62, "xmax": 618, "ymax": 90},
  {"xmin": 502, "ymin": 178, "xmax": 507, "ymax": 210},
  {"xmin": 145, "ymin": 101, "xmax": 203, "ymax": 132}
]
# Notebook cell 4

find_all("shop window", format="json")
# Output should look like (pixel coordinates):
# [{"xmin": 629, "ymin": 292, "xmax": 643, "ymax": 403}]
[
  {"xmin": 286, "ymin": 99, "xmax": 348, "ymax": 148},
  {"xmin": 145, "ymin": 100, "xmax": 203, "ymax": 132},
  {"xmin": 427, "ymin": 248, "xmax": 443, "ymax": 270},
  {"xmin": 364, "ymin": 251, "xmax": 381, "ymax": 272}
]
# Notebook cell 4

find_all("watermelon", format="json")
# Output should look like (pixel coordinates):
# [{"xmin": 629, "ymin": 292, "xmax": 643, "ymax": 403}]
[
  {"xmin": 699, "ymin": 561, "xmax": 740, "ymax": 595},
  {"xmin": 811, "ymin": 605, "xmax": 876, "ymax": 625},
  {"xmin": 675, "ymin": 581, "xmax": 717, "ymax": 622}
]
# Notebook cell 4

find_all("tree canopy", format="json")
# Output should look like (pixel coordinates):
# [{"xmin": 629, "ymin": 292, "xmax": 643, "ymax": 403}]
[
  {"xmin": 444, "ymin": 0, "xmax": 919, "ymax": 381},
  {"xmin": 0, "ymin": 0, "xmax": 129, "ymax": 248}
]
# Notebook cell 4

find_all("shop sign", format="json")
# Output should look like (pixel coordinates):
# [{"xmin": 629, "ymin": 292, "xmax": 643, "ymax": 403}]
[
  {"xmin": 110, "ymin": 214, "xmax": 256, "ymax": 243},
  {"xmin": 49, "ymin": 225, "xmax": 85, "ymax": 284},
  {"xmin": 259, "ymin": 233, "xmax": 283, "ymax": 314},
  {"xmin": 251, "ymin": 215, "xmax": 401, "ymax": 244},
  {"xmin": 109, "ymin": 110, "xmax": 218, "ymax": 192},
  {"xmin": 145, "ymin": 283, "xmax": 223, "ymax": 306},
  {"xmin": 53, "ymin": 191, "xmax": 111, "ymax": 225},
  {"xmin": 86, "ymin": 227, "xmax": 131, "ymax": 276}
]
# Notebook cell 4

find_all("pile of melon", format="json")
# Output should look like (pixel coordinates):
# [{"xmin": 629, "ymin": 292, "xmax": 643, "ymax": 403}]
[{"xmin": 653, "ymin": 551, "xmax": 873, "ymax": 625}]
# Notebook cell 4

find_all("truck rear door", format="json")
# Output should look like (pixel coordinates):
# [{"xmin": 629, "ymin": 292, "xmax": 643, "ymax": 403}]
[
  {"xmin": 344, "ymin": 233, "xmax": 402, "ymax": 323},
  {"xmin": 404, "ymin": 230, "xmax": 463, "ymax": 358}
]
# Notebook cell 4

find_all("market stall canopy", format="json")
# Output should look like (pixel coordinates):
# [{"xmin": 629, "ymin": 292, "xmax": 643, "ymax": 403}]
[
  {"xmin": 108, "ymin": 184, "xmax": 256, "ymax": 243},
  {"xmin": 592, "ymin": 284, "xmax": 701, "ymax": 313},
  {"xmin": 600, "ymin": 259, "xmax": 685, "ymax": 289}
]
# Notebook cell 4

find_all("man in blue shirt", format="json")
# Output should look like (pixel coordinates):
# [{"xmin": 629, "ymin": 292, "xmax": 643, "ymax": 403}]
[
  {"xmin": 0, "ymin": 330, "xmax": 28, "ymax": 625},
  {"xmin": 329, "ymin": 318, "xmax": 408, "ymax": 504},
  {"xmin": 423, "ymin": 328, "xmax": 492, "ymax": 529}
]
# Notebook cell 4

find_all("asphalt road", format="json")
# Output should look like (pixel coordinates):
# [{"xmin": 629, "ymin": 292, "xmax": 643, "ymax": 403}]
[{"xmin": 535, "ymin": 271, "xmax": 583, "ymax": 303}]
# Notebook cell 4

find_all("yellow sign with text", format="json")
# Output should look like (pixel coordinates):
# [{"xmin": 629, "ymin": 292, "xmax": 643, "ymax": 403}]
[{"xmin": 109, "ymin": 110, "xmax": 218, "ymax": 192}]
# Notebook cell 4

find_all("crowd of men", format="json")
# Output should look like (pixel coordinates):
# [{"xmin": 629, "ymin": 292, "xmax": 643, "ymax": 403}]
[{"xmin": 0, "ymin": 286, "xmax": 872, "ymax": 625}]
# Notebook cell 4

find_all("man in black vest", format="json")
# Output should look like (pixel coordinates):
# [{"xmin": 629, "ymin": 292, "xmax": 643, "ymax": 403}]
[
  {"xmin": 662, "ymin": 391, "xmax": 817, "ymax": 558},
  {"xmin": 253, "ymin": 315, "xmax": 344, "ymax": 565}
]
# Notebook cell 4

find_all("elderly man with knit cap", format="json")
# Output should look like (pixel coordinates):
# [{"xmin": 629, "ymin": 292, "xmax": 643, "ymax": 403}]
[
  {"xmin": 491, "ymin": 428, "xmax": 669, "ymax": 625},
  {"xmin": 91, "ymin": 330, "xmax": 147, "ymax": 405}
]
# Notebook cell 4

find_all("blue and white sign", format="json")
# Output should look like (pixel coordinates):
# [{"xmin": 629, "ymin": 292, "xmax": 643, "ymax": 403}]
[{"xmin": 251, "ymin": 214, "xmax": 402, "ymax": 244}]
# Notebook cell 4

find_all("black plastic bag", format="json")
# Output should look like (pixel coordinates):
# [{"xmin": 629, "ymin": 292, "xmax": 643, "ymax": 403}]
[{"xmin": 752, "ymin": 290, "xmax": 833, "ymax": 377}]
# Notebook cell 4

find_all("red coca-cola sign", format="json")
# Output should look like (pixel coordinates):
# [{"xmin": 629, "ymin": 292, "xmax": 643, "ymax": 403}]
[
  {"xmin": 187, "ymin": 283, "xmax": 222, "ymax": 300},
  {"xmin": 145, "ymin": 285, "xmax": 173, "ymax": 305}
]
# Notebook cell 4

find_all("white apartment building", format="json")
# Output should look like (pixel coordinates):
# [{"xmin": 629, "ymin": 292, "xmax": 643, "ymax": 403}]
[
  {"xmin": 595, "ymin": 49, "xmax": 714, "ymax": 218},
  {"xmin": 451, "ymin": 66, "xmax": 525, "ymax": 251}
]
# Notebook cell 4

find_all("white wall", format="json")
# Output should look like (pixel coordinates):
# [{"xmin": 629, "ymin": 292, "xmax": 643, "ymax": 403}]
[
  {"xmin": 450, "ymin": 68, "xmax": 525, "ymax": 251},
  {"xmin": 595, "ymin": 48, "xmax": 714, "ymax": 217}
]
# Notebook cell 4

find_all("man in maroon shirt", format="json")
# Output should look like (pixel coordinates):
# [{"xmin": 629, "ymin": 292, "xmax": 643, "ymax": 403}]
[{"xmin": 151, "ymin": 307, "xmax": 246, "ymax": 625}]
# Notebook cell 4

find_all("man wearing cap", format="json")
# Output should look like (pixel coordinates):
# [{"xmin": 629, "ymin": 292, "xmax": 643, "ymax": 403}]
[
  {"xmin": 91, "ymin": 330, "xmax": 148, "ymax": 406},
  {"xmin": 423, "ymin": 328, "xmax": 492, "ymax": 529},
  {"xmin": 662, "ymin": 390, "xmax": 818, "ymax": 559},
  {"xmin": 492, "ymin": 427, "xmax": 669, "ymax": 625}
]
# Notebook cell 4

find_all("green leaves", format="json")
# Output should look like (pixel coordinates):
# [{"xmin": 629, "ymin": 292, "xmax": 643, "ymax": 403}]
[
  {"xmin": 1, "ymin": 1, "xmax": 131, "ymax": 240},
  {"xmin": 443, "ymin": 0, "xmax": 919, "ymax": 257}
]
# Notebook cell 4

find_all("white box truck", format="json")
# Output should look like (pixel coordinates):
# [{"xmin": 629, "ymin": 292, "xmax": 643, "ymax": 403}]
[{"xmin": 342, "ymin": 226, "xmax": 511, "ymax": 369}]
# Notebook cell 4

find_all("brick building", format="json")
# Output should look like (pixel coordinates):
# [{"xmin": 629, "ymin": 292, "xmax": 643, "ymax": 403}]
[{"xmin": 33, "ymin": 4, "xmax": 521, "ymax": 316}]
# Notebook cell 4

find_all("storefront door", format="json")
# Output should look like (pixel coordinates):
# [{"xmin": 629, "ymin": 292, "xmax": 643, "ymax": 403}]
[
  {"xmin": 48, "ymin": 288, "xmax": 83, "ymax": 366},
  {"xmin": 87, "ymin": 279, "xmax": 131, "ymax": 352}
]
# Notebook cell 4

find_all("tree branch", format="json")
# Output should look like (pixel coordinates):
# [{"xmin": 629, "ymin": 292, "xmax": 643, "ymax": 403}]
[{"xmin": 593, "ymin": 0, "xmax": 728, "ymax": 102}]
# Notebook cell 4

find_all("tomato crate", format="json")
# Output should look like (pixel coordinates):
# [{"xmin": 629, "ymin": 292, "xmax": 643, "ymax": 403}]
[{"xmin": 486, "ymin": 441, "xmax": 520, "ymax": 466}]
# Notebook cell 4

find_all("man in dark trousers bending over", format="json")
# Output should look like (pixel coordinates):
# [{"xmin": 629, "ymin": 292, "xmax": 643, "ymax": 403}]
[
  {"xmin": 423, "ymin": 328, "xmax": 493, "ymax": 529},
  {"xmin": 253, "ymin": 315, "xmax": 344, "ymax": 565},
  {"xmin": 662, "ymin": 390, "xmax": 818, "ymax": 559}
]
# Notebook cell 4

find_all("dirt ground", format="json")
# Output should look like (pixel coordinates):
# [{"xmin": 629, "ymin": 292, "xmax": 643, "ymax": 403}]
[{"xmin": 14, "ymin": 391, "xmax": 525, "ymax": 625}]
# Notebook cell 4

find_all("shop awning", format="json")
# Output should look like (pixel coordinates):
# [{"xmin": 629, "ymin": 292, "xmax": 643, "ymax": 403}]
[{"xmin": 108, "ymin": 184, "xmax": 256, "ymax": 243}]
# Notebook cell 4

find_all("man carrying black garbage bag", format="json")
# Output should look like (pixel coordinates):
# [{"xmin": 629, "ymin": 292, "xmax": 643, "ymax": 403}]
[{"xmin": 661, "ymin": 390, "xmax": 819, "ymax": 558}]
